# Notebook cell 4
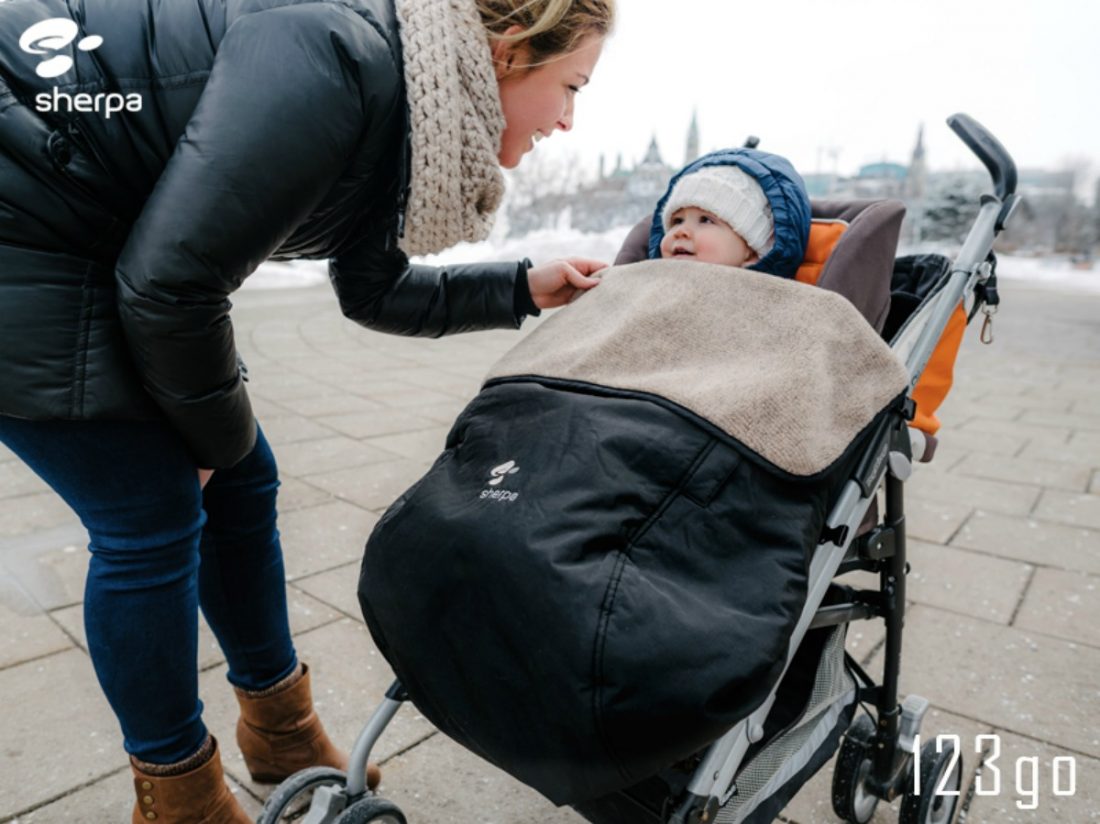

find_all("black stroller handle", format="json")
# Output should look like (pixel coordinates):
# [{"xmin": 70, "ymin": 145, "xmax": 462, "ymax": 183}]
[{"xmin": 947, "ymin": 112, "xmax": 1018, "ymax": 200}]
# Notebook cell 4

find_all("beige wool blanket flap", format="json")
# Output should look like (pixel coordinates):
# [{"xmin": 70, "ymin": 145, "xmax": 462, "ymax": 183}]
[{"xmin": 485, "ymin": 260, "xmax": 911, "ymax": 477}]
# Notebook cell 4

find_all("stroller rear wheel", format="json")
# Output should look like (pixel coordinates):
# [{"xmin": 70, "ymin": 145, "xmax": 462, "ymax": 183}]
[
  {"xmin": 831, "ymin": 714, "xmax": 880, "ymax": 824},
  {"xmin": 899, "ymin": 737, "xmax": 962, "ymax": 824},
  {"xmin": 257, "ymin": 766, "xmax": 348, "ymax": 823},
  {"xmin": 334, "ymin": 796, "xmax": 407, "ymax": 824}
]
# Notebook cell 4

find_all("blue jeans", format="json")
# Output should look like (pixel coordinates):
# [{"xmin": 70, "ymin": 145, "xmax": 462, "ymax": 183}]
[{"xmin": 0, "ymin": 417, "xmax": 297, "ymax": 763}]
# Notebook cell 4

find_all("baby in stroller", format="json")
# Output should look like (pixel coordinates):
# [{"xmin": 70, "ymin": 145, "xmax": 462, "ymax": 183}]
[
  {"xmin": 653, "ymin": 147, "xmax": 810, "ymax": 276},
  {"xmin": 258, "ymin": 114, "xmax": 1018, "ymax": 824}
]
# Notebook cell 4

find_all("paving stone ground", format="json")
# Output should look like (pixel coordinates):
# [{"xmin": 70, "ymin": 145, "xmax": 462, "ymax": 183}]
[{"xmin": 2, "ymin": 282, "xmax": 1098, "ymax": 823}]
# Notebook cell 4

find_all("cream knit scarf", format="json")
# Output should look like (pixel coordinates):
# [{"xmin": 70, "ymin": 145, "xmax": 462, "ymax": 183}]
[{"xmin": 393, "ymin": 0, "xmax": 506, "ymax": 256}]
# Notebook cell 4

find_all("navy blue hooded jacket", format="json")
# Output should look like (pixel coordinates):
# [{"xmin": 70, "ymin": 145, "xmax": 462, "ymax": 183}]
[{"xmin": 648, "ymin": 148, "xmax": 812, "ymax": 279}]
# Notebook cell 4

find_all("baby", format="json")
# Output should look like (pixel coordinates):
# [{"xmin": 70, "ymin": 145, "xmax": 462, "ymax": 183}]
[{"xmin": 649, "ymin": 147, "xmax": 812, "ymax": 279}]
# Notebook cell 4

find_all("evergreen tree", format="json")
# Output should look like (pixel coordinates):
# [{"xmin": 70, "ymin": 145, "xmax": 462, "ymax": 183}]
[{"xmin": 918, "ymin": 176, "xmax": 984, "ymax": 244}]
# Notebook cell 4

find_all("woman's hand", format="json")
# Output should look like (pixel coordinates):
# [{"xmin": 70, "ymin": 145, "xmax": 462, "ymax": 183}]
[
  {"xmin": 527, "ymin": 258, "xmax": 608, "ymax": 309},
  {"xmin": 198, "ymin": 468, "xmax": 214, "ymax": 489}
]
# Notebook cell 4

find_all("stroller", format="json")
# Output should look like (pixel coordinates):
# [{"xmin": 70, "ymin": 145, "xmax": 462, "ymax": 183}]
[{"xmin": 258, "ymin": 114, "xmax": 1019, "ymax": 824}]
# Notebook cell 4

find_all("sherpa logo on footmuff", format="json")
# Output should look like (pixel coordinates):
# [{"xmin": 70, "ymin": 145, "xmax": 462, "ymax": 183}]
[
  {"xmin": 480, "ymin": 460, "xmax": 520, "ymax": 502},
  {"xmin": 488, "ymin": 460, "xmax": 519, "ymax": 485}
]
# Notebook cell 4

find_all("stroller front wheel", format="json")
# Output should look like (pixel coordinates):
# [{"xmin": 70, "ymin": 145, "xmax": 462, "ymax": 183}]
[
  {"xmin": 899, "ymin": 737, "xmax": 962, "ymax": 824},
  {"xmin": 334, "ymin": 796, "xmax": 407, "ymax": 824},
  {"xmin": 257, "ymin": 766, "xmax": 349, "ymax": 824},
  {"xmin": 831, "ymin": 714, "xmax": 880, "ymax": 824}
]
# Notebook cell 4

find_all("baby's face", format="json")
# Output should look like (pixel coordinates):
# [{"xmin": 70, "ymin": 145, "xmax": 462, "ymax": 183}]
[{"xmin": 660, "ymin": 207, "xmax": 759, "ymax": 267}]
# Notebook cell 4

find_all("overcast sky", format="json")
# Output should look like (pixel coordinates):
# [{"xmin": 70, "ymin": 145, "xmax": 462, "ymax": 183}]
[{"xmin": 540, "ymin": 0, "xmax": 1098, "ymax": 189}]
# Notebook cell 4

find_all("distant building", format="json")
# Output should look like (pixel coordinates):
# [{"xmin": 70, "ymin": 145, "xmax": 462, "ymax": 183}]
[
  {"xmin": 1016, "ymin": 169, "xmax": 1075, "ymax": 199},
  {"xmin": 802, "ymin": 174, "xmax": 836, "ymax": 198},
  {"xmin": 859, "ymin": 162, "xmax": 908, "ymax": 182},
  {"xmin": 507, "ymin": 119, "xmax": 1082, "ymax": 252},
  {"xmin": 507, "ymin": 119, "xmax": 697, "ymax": 236}
]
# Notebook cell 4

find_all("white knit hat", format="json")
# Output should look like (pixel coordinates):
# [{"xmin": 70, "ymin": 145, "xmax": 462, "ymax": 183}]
[{"xmin": 661, "ymin": 165, "xmax": 775, "ymax": 258}]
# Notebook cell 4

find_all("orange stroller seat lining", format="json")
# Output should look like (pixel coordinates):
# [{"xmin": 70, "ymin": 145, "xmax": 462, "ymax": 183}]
[
  {"xmin": 795, "ymin": 220, "xmax": 849, "ymax": 286},
  {"xmin": 910, "ymin": 301, "xmax": 966, "ymax": 435}
]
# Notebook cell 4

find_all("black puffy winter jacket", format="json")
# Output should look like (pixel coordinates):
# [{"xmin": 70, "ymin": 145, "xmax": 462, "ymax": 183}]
[{"xmin": 0, "ymin": 0, "xmax": 533, "ymax": 468}]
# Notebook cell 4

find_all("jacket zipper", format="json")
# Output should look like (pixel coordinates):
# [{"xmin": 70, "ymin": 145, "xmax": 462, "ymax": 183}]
[{"xmin": 45, "ymin": 121, "xmax": 119, "ymax": 217}]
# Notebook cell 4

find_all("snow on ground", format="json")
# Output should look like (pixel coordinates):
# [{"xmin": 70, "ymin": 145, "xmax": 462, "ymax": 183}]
[
  {"xmin": 411, "ymin": 224, "xmax": 635, "ymax": 270},
  {"xmin": 242, "ymin": 259, "xmax": 329, "ymax": 291},
  {"xmin": 243, "ymin": 226, "xmax": 1100, "ymax": 296},
  {"xmin": 993, "ymin": 254, "xmax": 1100, "ymax": 295},
  {"xmin": 241, "ymin": 225, "xmax": 634, "ymax": 292}
]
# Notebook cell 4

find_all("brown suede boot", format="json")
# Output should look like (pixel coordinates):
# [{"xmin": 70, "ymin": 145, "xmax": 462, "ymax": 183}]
[
  {"xmin": 130, "ymin": 736, "xmax": 250, "ymax": 824},
  {"xmin": 234, "ymin": 663, "xmax": 380, "ymax": 789}
]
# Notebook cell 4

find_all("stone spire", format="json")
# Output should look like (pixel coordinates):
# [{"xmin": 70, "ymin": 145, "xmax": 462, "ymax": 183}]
[
  {"xmin": 907, "ymin": 123, "xmax": 926, "ymax": 200},
  {"xmin": 642, "ymin": 134, "xmax": 664, "ymax": 166},
  {"xmin": 684, "ymin": 109, "xmax": 700, "ymax": 165}
]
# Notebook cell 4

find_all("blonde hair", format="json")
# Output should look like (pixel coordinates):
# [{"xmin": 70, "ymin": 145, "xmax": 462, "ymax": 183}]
[{"xmin": 476, "ymin": 0, "xmax": 615, "ymax": 67}]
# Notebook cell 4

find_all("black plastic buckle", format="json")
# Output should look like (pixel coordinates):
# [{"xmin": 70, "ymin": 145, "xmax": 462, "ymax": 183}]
[
  {"xmin": 969, "ymin": 253, "xmax": 1001, "ymax": 322},
  {"xmin": 901, "ymin": 398, "xmax": 916, "ymax": 422},
  {"xmin": 979, "ymin": 272, "xmax": 1000, "ymax": 308},
  {"xmin": 890, "ymin": 419, "xmax": 912, "ymax": 461},
  {"xmin": 819, "ymin": 523, "xmax": 850, "ymax": 547}
]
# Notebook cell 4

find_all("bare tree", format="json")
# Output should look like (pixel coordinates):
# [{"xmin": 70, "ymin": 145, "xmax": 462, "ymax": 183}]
[{"xmin": 503, "ymin": 150, "xmax": 584, "ymax": 210}]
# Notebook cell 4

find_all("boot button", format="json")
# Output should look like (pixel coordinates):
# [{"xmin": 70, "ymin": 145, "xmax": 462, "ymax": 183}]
[
  {"xmin": 141, "ymin": 781, "xmax": 153, "ymax": 790},
  {"xmin": 145, "ymin": 813, "xmax": 157, "ymax": 821},
  {"xmin": 143, "ymin": 795, "xmax": 154, "ymax": 805}
]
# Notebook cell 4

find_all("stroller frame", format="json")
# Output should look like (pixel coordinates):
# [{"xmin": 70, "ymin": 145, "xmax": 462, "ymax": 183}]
[
  {"xmin": 258, "ymin": 113, "xmax": 1019, "ymax": 824},
  {"xmin": 663, "ymin": 114, "xmax": 1019, "ymax": 824}
]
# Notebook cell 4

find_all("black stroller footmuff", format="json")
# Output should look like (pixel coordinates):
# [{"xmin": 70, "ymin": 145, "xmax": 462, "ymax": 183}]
[{"xmin": 358, "ymin": 260, "xmax": 909, "ymax": 805}]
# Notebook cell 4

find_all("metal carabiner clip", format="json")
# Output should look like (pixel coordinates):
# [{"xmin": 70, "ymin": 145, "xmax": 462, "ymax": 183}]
[{"xmin": 980, "ymin": 304, "xmax": 997, "ymax": 344}]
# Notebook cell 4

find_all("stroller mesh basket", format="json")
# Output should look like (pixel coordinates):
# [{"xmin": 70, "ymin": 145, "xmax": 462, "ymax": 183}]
[{"xmin": 718, "ymin": 624, "xmax": 857, "ymax": 824}]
